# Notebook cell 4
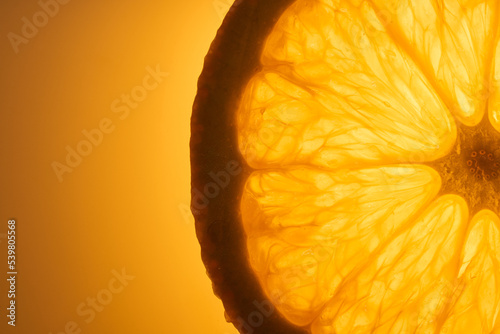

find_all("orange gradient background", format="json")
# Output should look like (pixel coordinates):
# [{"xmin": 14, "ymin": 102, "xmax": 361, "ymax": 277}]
[{"xmin": 0, "ymin": 0, "xmax": 238, "ymax": 333}]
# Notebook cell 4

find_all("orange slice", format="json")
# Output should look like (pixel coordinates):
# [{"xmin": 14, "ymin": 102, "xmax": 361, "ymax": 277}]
[{"xmin": 192, "ymin": 0, "xmax": 500, "ymax": 333}]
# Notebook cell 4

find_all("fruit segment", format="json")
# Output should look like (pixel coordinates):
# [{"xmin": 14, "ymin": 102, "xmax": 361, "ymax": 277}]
[
  {"xmin": 238, "ymin": 0, "xmax": 457, "ymax": 169},
  {"xmin": 241, "ymin": 165, "xmax": 441, "ymax": 326},
  {"xmin": 489, "ymin": 38, "xmax": 500, "ymax": 132},
  {"xmin": 441, "ymin": 210, "xmax": 500, "ymax": 333},
  {"xmin": 310, "ymin": 195, "xmax": 468, "ymax": 334},
  {"xmin": 372, "ymin": 0, "xmax": 498, "ymax": 126},
  {"xmin": 238, "ymin": 70, "xmax": 455, "ymax": 169}
]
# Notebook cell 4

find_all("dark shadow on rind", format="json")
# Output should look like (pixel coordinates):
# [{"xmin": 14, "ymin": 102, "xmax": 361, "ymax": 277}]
[{"xmin": 190, "ymin": 0, "xmax": 309, "ymax": 333}]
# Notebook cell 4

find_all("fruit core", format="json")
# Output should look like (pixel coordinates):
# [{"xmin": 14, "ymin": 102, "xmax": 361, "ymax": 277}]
[{"xmin": 431, "ymin": 117, "xmax": 500, "ymax": 215}]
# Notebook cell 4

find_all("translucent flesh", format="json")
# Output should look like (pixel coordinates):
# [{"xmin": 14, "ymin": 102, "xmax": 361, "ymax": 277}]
[
  {"xmin": 490, "ymin": 40, "xmax": 500, "ymax": 132},
  {"xmin": 237, "ymin": 0, "xmax": 500, "ymax": 332}
]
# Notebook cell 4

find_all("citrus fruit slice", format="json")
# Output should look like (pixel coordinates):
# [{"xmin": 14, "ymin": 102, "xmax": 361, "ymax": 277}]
[{"xmin": 191, "ymin": 0, "xmax": 500, "ymax": 333}]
